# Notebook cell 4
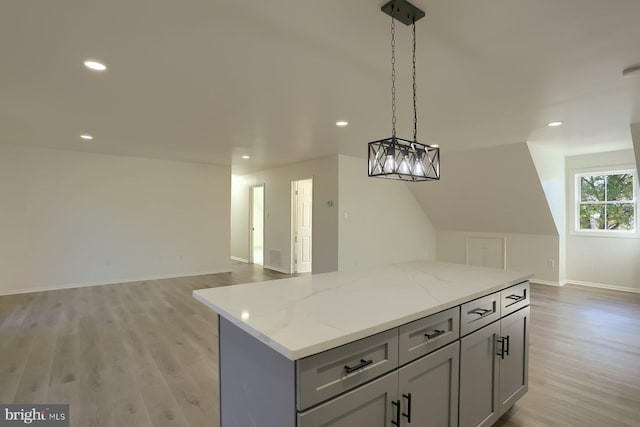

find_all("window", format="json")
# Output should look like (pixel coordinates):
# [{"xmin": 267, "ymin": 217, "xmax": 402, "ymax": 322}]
[{"xmin": 576, "ymin": 170, "xmax": 636, "ymax": 232}]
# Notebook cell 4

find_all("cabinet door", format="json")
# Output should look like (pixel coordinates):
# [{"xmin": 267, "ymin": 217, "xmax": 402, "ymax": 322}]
[
  {"xmin": 498, "ymin": 306, "xmax": 530, "ymax": 415},
  {"xmin": 459, "ymin": 321, "xmax": 500, "ymax": 427},
  {"xmin": 297, "ymin": 371, "xmax": 398, "ymax": 427},
  {"xmin": 398, "ymin": 341, "xmax": 459, "ymax": 427}
]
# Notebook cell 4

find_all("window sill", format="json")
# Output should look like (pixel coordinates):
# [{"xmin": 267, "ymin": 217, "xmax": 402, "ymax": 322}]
[{"xmin": 570, "ymin": 230, "xmax": 640, "ymax": 239}]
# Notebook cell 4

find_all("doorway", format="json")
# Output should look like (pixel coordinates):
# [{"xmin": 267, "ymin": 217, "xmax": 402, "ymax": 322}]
[
  {"xmin": 292, "ymin": 178, "xmax": 313, "ymax": 273},
  {"xmin": 250, "ymin": 184, "xmax": 264, "ymax": 265}
]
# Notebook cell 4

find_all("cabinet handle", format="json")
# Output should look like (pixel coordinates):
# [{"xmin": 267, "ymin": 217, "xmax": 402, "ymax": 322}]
[
  {"xmin": 506, "ymin": 294, "xmax": 525, "ymax": 302},
  {"xmin": 470, "ymin": 308, "xmax": 491, "ymax": 316},
  {"xmin": 402, "ymin": 393, "xmax": 412, "ymax": 423},
  {"xmin": 391, "ymin": 400, "xmax": 401, "ymax": 426},
  {"xmin": 344, "ymin": 358, "xmax": 373, "ymax": 374},
  {"xmin": 424, "ymin": 329, "xmax": 445, "ymax": 340},
  {"xmin": 497, "ymin": 336, "xmax": 510, "ymax": 359}
]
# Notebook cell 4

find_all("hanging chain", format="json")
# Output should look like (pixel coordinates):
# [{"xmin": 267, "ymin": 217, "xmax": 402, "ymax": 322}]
[
  {"xmin": 391, "ymin": 17, "xmax": 397, "ymax": 138},
  {"xmin": 412, "ymin": 19, "xmax": 418, "ymax": 142}
]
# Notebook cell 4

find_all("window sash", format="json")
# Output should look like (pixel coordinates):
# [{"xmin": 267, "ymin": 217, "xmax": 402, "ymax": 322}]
[{"xmin": 575, "ymin": 170, "xmax": 636, "ymax": 233}]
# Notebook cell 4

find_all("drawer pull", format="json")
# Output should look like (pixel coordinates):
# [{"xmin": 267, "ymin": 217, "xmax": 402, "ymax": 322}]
[
  {"xmin": 470, "ymin": 308, "xmax": 491, "ymax": 316},
  {"xmin": 391, "ymin": 400, "xmax": 401, "ymax": 426},
  {"xmin": 424, "ymin": 329, "xmax": 445, "ymax": 340},
  {"xmin": 506, "ymin": 294, "xmax": 525, "ymax": 302},
  {"xmin": 402, "ymin": 393, "xmax": 412, "ymax": 423},
  {"xmin": 344, "ymin": 358, "xmax": 373, "ymax": 374}
]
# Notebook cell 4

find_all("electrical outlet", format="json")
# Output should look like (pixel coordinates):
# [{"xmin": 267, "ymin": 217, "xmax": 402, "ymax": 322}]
[{"xmin": 547, "ymin": 259, "xmax": 555, "ymax": 268}]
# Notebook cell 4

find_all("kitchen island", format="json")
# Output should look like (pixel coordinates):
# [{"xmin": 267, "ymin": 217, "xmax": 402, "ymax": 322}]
[{"xmin": 194, "ymin": 260, "xmax": 533, "ymax": 427}]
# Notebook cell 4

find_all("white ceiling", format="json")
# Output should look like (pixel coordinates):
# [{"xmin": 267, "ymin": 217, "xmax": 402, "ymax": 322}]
[{"xmin": 2, "ymin": 0, "xmax": 640, "ymax": 173}]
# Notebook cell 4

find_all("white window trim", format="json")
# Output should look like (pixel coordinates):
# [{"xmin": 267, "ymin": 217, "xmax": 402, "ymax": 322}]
[{"xmin": 570, "ymin": 166, "xmax": 639, "ymax": 238}]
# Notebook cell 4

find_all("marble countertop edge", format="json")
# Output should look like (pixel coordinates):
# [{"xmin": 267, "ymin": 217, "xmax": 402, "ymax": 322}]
[{"xmin": 193, "ymin": 262, "xmax": 533, "ymax": 360}]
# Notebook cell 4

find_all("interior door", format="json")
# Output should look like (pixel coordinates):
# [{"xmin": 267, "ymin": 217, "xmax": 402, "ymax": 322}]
[
  {"xmin": 250, "ymin": 185, "xmax": 264, "ymax": 265},
  {"xmin": 294, "ymin": 179, "xmax": 312, "ymax": 273}
]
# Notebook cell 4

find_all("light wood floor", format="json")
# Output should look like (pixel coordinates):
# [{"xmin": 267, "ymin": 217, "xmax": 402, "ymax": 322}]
[
  {"xmin": 0, "ymin": 263, "xmax": 290, "ymax": 427},
  {"xmin": 1, "ymin": 266, "xmax": 639, "ymax": 427},
  {"xmin": 495, "ymin": 284, "xmax": 640, "ymax": 427}
]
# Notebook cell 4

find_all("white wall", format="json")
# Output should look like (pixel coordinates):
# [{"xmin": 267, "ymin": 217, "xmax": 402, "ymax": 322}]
[
  {"xmin": 337, "ymin": 155, "xmax": 437, "ymax": 271},
  {"xmin": 0, "ymin": 145, "xmax": 231, "ymax": 295},
  {"xmin": 527, "ymin": 143, "xmax": 566, "ymax": 282},
  {"xmin": 407, "ymin": 143, "xmax": 559, "ymax": 283},
  {"xmin": 437, "ymin": 231, "xmax": 560, "ymax": 283},
  {"xmin": 231, "ymin": 175, "xmax": 250, "ymax": 262},
  {"xmin": 565, "ymin": 149, "xmax": 640, "ymax": 292},
  {"xmin": 409, "ymin": 143, "xmax": 558, "ymax": 235},
  {"xmin": 230, "ymin": 156, "xmax": 339, "ymax": 274}
]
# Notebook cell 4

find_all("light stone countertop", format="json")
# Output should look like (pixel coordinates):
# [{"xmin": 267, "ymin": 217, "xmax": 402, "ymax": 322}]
[{"xmin": 193, "ymin": 260, "xmax": 533, "ymax": 360}]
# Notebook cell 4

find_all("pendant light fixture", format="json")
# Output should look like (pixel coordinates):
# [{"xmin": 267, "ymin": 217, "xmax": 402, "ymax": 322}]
[{"xmin": 368, "ymin": 0, "xmax": 440, "ymax": 182}]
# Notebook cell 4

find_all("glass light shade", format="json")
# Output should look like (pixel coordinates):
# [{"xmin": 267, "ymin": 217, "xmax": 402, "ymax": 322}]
[{"xmin": 368, "ymin": 137, "xmax": 440, "ymax": 182}]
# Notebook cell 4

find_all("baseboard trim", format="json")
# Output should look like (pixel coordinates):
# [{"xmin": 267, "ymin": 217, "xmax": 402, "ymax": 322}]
[
  {"xmin": 231, "ymin": 256, "xmax": 249, "ymax": 263},
  {"xmin": 0, "ymin": 268, "xmax": 231, "ymax": 297},
  {"xmin": 530, "ymin": 279, "xmax": 564, "ymax": 287},
  {"xmin": 263, "ymin": 264, "xmax": 290, "ymax": 274},
  {"xmin": 565, "ymin": 280, "xmax": 640, "ymax": 294}
]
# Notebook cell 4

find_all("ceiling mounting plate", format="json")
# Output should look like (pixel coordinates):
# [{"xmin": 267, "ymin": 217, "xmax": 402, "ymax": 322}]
[{"xmin": 381, "ymin": 0, "xmax": 425, "ymax": 26}]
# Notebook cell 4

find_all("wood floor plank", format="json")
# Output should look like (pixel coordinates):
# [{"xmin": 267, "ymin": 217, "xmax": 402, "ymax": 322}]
[
  {"xmin": 495, "ymin": 283, "xmax": 640, "ymax": 427},
  {"xmin": 12, "ymin": 323, "xmax": 59, "ymax": 403},
  {"xmin": 2, "ymin": 264, "xmax": 639, "ymax": 426}
]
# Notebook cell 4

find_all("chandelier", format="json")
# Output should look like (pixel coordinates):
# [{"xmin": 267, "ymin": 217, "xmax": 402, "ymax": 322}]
[{"xmin": 368, "ymin": 0, "xmax": 440, "ymax": 182}]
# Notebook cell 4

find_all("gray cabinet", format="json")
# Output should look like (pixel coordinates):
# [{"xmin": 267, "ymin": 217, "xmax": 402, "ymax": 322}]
[
  {"xmin": 498, "ymin": 306, "xmax": 529, "ymax": 415},
  {"xmin": 460, "ymin": 292, "xmax": 501, "ymax": 336},
  {"xmin": 299, "ymin": 341, "xmax": 461, "ymax": 427},
  {"xmin": 459, "ymin": 321, "xmax": 501, "ymax": 427},
  {"xmin": 459, "ymin": 305, "xmax": 530, "ymax": 427},
  {"xmin": 399, "ymin": 307, "xmax": 459, "ymax": 365},
  {"xmin": 298, "ymin": 371, "xmax": 398, "ymax": 427},
  {"xmin": 216, "ymin": 282, "xmax": 529, "ymax": 427},
  {"xmin": 399, "ymin": 341, "xmax": 460, "ymax": 427},
  {"xmin": 297, "ymin": 328, "xmax": 399, "ymax": 411}
]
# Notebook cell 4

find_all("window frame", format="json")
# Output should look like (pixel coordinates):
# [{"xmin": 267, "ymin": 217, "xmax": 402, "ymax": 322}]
[{"xmin": 573, "ymin": 168, "xmax": 637, "ymax": 235}]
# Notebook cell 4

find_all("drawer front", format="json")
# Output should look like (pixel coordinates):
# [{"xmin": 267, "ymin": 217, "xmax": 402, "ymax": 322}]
[
  {"xmin": 297, "ymin": 370, "xmax": 398, "ymax": 427},
  {"xmin": 501, "ymin": 281, "xmax": 530, "ymax": 317},
  {"xmin": 460, "ymin": 292, "xmax": 500, "ymax": 336},
  {"xmin": 398, "ymin": 307, "xmax": 460, "ymax": 365},
  {"xmin": 296, "ymin": 328, "xmax": 399, "ymax": 411}
]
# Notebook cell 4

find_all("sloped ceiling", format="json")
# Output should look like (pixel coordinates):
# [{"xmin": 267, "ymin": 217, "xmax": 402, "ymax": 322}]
[
  {"xmin": 409, "ymin": 143, "xmax": 558, "ymax": 235},
  {"xmin": 2, "ymin": 1, "xmax": 640, "ymax": 174}
]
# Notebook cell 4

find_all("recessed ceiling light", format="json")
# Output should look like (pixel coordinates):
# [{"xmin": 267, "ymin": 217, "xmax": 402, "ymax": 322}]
[
  {"xmin": 431, "ymin": 144, "xmax": 439, "ymax": 148},
  {"xmin": 336, "ymin": 121, "xmax": 349, "ymax": 127},
  {"xmin": 241, "ymin": 155, "xmax": 251, "ymax": 159},
  {"xmin": 80, "ymin": 134, "xmax": 94, "ymax": 140},
  {"xmin": 623, "ymin": 64, "xmax": 640, "ymax": 78},
  {"xmin": 84, "ymin": 60, "xmax": 106, "ymax": 71},
  {"xmin": 548, "ymin": 121, "xmax": 563, "ymax": 127}
]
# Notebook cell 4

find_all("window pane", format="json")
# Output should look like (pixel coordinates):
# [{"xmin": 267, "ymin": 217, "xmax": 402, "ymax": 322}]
[
  {"xmin": 581, "ymin": 176, "xmax": 605, "ymax": 202},
  {"xmin": 579, "ymin": 204, "xmax": 605, "ymax": 229},
  {"xmin": 606, "ymin": 203, "xmax": 635, "ymax": 230},
  {"xmin": 606, "ymin": 174, "xmax": 634, "ymax": 201}
]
